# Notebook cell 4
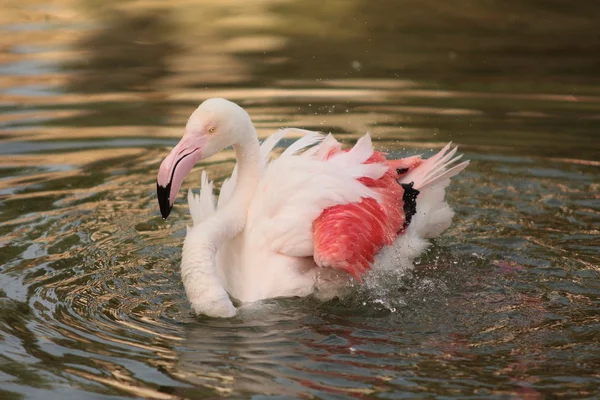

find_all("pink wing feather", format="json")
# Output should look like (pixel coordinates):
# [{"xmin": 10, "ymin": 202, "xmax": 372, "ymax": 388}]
[
  {"xmin": 312, "ymin": 143, "xmax": 467, "ymax": 280},
  {"xmin": 312, "ymin": 151, "xmax": 420, "ymax": 279}
]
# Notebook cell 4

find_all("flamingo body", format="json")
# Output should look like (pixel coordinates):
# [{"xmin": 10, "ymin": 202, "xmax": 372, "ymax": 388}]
[{"xmin": 156, "ymin": 98, "xmax": 468, "ymax": 317}]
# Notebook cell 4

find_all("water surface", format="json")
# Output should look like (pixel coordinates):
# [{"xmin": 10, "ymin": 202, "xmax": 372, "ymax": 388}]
[{"xmin": 1, "ymin": 0, "xmax": 599, "ymax": 398}]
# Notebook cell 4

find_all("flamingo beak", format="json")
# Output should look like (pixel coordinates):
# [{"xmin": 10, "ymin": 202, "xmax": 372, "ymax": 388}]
[{"xmin": 156, "ymin": 137, "xmax": 202, "ymax": 219}]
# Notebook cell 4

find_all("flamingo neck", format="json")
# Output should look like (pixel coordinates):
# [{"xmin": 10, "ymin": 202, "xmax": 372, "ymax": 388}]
[
  {"xmin": 229, "ymin": 138, "xmax": 262, "ymax": 215},
  {"xmin": 180, "ymin": 128, "xmax": 260, "ymax": 315}
]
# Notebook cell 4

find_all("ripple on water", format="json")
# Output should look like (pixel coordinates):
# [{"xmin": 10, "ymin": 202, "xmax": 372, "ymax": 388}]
[
  {"xmin": 0, "ymin": 98, "xmax": 570, "ymax": 400},
  {"xmin": 1, "ymin": 1, "xmax": 600, "ymax": 394},
  {"xmin": 0, "ymin": 131, "xmax": 599, "ymax": 397}
]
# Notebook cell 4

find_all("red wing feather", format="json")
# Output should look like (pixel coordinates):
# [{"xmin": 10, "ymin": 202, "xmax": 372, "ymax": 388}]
[{"xmin": 312, "ymin": 152, "xmax": 419, "ymax": 280}]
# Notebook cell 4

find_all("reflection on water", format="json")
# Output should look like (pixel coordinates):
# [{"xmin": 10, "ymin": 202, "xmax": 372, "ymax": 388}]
[{"xmin": 1, "ymin": 0, "xmax": 599, "ymax": 398}]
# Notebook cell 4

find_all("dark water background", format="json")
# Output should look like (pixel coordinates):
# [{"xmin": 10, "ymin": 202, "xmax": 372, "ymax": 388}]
[{"xmin": 1, "ymin": 0, "xmax": 599, "ymax": 398}]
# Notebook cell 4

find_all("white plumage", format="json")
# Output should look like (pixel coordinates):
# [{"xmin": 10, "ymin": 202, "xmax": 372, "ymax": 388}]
[{"xmin": 156, "ymin": 98, "xmax": 468, "ymax": 317}]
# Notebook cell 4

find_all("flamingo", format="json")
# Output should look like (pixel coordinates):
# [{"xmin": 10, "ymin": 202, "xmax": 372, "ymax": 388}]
[{"xmin": 156, "ymin": 98, "xmax": 469, "ymax": 318}]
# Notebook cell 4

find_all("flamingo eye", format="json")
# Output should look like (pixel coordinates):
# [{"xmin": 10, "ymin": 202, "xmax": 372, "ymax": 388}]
[{"xmin": 208, "ymin": 126, "xmax": 216, "ymax": 134}]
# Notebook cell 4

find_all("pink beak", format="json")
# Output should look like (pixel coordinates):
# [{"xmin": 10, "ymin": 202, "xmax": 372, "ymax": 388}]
[{"xmin": 156, "ymin": 137, "xmax": 203, "ymax": 219}]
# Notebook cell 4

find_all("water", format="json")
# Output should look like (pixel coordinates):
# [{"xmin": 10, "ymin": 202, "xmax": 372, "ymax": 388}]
[{"xmin": 1, "ymin": 0, "xmax": 599, "ymax": 398}]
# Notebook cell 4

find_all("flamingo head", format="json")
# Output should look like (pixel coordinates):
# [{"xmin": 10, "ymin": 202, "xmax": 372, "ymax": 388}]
[{"xmin": 156, "ymin": 98, "xmax": 252, "ymax": 219}]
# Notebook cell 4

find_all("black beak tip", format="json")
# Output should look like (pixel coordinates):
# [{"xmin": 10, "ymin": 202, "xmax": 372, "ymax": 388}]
[{"xmin": 156, "ymin": 181, "xmax": 173, "ymax": 220}]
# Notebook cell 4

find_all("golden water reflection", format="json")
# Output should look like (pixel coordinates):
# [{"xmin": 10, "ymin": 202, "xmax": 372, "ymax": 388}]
[
  {"xmin": 1, "ymin": 0, "xmax": 599, "ymax": 398},
  {"xmin": 1, "ymin": 0, "xmax": 599, "ymax": 158}
]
